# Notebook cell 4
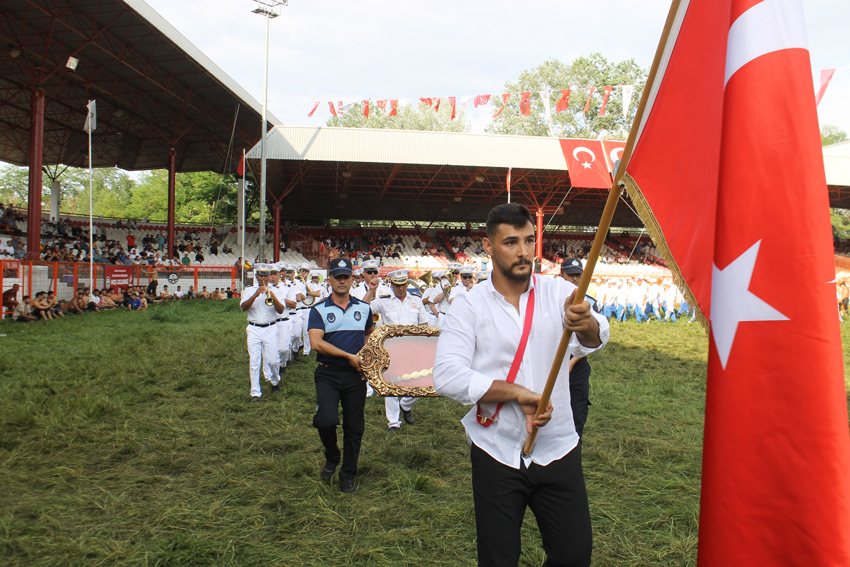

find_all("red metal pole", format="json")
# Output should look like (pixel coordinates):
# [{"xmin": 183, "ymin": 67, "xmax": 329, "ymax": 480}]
[
  {"xmin": 27, "ymin": 89, "xmax": 45, "ymax": 260},
  {"xmin": 167, "ymin": 149, "xmax": 176, "ymax": 260},
  {"xmin": 536, "ymin": 209, "xmax": 544, "ymax": 262},
  {"xmin": 272, "ymin": 203, "xmax": 281, "ymax": 262}
]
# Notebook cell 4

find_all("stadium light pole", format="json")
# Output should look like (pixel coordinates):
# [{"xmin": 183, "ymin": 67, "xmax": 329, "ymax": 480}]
[{"xmin": 251, "ymin": 0, "xmax": 286, "ymax": 262}]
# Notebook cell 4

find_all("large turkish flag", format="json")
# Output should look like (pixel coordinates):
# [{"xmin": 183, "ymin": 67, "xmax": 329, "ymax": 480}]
[
  {"xmin": 621, "ymin": 0, "xmax": 850, "ymax": 565},
  {"xmin": 558, "ymin": 139, "xmax": 612, "ymax": 189}
]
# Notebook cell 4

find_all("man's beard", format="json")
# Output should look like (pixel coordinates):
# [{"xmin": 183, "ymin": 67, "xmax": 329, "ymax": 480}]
[{"xmin": 494, "ymin": 254, "xmax": 532, "ymax": 284}]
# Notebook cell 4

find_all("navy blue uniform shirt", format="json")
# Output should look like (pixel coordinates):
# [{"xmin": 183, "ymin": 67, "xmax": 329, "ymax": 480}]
[{"xmin": 308, "ymin": 295, "xmax": 374, "ymax": 367}]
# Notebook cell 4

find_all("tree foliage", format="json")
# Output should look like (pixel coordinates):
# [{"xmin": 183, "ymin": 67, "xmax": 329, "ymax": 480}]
[
  {"xmin": 0, "ymin": 163, "xmax": 250, "ymax": 224},
  {"xmin": 327, "ymin": 100, "xmax": 470, "ymax": 132},
  {"xmin": 822, "ymin": 124, "xmax": 848, "ymax": 147},
  {"xmin": 486, "ymin": 54, "xmax": 647, "ymax": 140}
]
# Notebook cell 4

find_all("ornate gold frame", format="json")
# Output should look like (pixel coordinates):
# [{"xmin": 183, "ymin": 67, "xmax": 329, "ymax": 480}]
[{"xmin": 359, "ymin": 324, "xmax": 441, "ymax": 397}]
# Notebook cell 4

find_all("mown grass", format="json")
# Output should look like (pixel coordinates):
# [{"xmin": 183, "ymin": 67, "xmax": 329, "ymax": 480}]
[{"xmin": 1, "ymin": 303, "xmax": 847, "ymax": 567}]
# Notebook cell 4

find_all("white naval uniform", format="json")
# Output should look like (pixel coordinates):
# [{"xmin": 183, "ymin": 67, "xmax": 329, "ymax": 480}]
[
  {"xmin": 284, "ymin": 280, "xmax": 302, "ymax": 352},
  {"xmin": 370, "ymin": 290, "xmax": 430, "ymax": 429},
  {"xmin": 422, "ymin": 287, "xmax": 440, "ymax": 327},
  {"xmin": 299, "ymin": 280, "xmax": 320, "ymax": 355},
  {"xmin": 275, "ymin": 281, "xmax": 293, "ymax": 366},
  {"xmin": 241, "ymin": 285, "xmax": 283, "ymax": 397},
  {"xmin": 351, "ymin": 280, "xmax": 392, "ymax": 302},
  {"xmin": 432, "ymin": 281, "xmax": 460, "ymax": 326}
]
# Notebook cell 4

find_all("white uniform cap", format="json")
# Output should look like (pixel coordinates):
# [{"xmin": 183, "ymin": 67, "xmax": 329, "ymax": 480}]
[
  {"xmin": 432, "ymin": 269, "xmax": 447, "ymax": 278},
  {"xmin": 353, "ymin": 268, "xmax": 364, "ymax": 276},
  {"xmin": 253, "ymin": 262, "xmax": 271, "ymax": 273},
  {"xmin": 274, "ymin": 262, "xmax": 287, "ymax": 272},
  {"xmin": 298, "ymin": 262, "xmax": 312, "ymax": 271},
  {"xmin": 268, "ymin": 263, "xmax": 280, "ymax": 273},
  {"xmin": 285, "ymin": 263, "xmax": 296, "ymax": 271},
  {"xmin": 388, "ymin": 269, "xmax": 409, "ymax": 284},
  {"xmin": 475, "ymin": 271, "xmax": 490, "ymax": 281},
  {"xmin": 361, "ymin": 259, "xmax": 380, "ymax": 269},
  {"xmin": 460, "ymin": 265, "xmax": 476, "ymax": 276},
  {"xmin": 447, "ymin": 262, "xmax": 462, "ymax": 271}
]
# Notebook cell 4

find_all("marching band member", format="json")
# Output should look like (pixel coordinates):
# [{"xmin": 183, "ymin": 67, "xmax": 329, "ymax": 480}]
[
  {"xmin": 451, "ymin": 265, "xmax": 478, "ymax": 300},
  {"xmin": 430, "ymin": 271, "xmax": 456, "ymax": 326},
  {"xmin": 351, "ymin": 259, "xmax": 390, "ymax": 302},
  {"xmin": 240, "ymin": 263, "xmax": 286, "ymax": 401},
  {"xmin": 369, "ymin": 269, "xmax": 429, "ymax": 432},
  {"xmin": 284, "ymin": 264, "xmax": 306, "ymax": 361},
  {"xmin": 308, "ymin": 257, "xmax": 374, "ymax": 493},
  {"xmin": 273, "ymin": 262, "xmax": 293, "ymax": 373},
  {"xmin": 475, "ymin": 270, "xmax": 490, "ymax": 284},
  {"xmin": 299, "ymin": 262, "xmax": 322, "ymax": 357}
]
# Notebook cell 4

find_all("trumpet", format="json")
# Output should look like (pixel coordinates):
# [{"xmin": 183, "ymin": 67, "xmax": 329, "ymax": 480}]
[
  {"xmin": 440, "ymin": 279, "xmax": 453, "ymax": 301},
  {"xmin": 265, "ymin": 291, "xmax": 275, "ymax": 306}
]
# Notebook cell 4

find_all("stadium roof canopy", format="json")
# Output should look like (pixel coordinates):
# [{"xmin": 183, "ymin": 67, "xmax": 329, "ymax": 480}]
[
  {"xmin": 0, "ymin": 0, "xmax": 277, "ymax": 173},
  {"xmin": 248, "ymin": 127, "xmax": 850, "ymax": 227},
  {"xmin": 825, "ymin": 141, "xmax": 850, "ymax": 209},
  {"xmin": 247, "ymin": 126, "xmax": 644, "ymax": 227}
]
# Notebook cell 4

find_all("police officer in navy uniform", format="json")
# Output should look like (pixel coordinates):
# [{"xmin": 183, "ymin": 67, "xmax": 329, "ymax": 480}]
[
  {"xmin": 308, "ymin": 257, "xmax": 375, "ymax": 493},
  {"xmin": 560, "ymin": 258, "xmax": 596, "ymax": 437}
]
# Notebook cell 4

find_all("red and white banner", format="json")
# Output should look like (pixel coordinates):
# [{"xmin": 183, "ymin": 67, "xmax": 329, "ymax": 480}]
[
  {"xmin": 601, "ymin": 140, "xmax": 626, "ymax": 171},
  {"xmin": 557, "ymin": 139, "xmax": 611, "ymax": 189},
  {"xmin": 104, "ymin": 265, "xmax": 133, "ymax": 290},
  {"xmin": 621, "ymin": 0, "xmax": 850, "ymax": 565},
  {"xmin": 816, "ymin": 68, "xmax": 836, "ymax": 106}
]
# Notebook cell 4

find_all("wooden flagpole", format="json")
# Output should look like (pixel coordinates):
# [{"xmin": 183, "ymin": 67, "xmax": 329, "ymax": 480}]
[{"xmin": 521, "ymin": 0, "xmax": 684, "ymax": 458}]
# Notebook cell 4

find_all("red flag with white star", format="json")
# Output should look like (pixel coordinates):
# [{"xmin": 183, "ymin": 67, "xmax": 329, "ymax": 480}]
[
  {"xmin": 519, "ymin": 92, "xmax": 531, "ymax": 116},
  {"xmin": 619, "ymin": 0, "xmax": 850, "ymax": 565},
  {"xmin": 558, "ymin": 139, "xmax": 611, "ymax": 189}
]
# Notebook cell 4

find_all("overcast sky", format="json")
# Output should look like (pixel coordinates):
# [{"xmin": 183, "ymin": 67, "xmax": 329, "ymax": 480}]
[{"xmin": 143, "ymin": 0, "xmax": 849, "ymax": 137}]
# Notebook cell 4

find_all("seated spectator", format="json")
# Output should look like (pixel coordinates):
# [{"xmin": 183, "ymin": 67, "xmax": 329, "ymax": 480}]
[
  {"xmin": 222, "ymin": 244, "xmax": 233, "ymax": 254},
  {"xmin": 173, "ymin": 286, "xmax": 185, "ymax": 300},
  {"xmin": 194, "ymin": 248, "xmax": 205, "ymax": 264},
  {"xmin": 13, "ymin": 295, "xmax": 36, "ymax": 322},
  {"xmin": 181, "ymin": 253, "xmax": 191, "ymax": 266},
  {"xmin": 199, "ymin": 286, "xmax": 210, "ymax": 299},
  {"xmin": 3, "ymin": 283, "xmax": 20, "ymax": 311},
  {"xmin": 159, "ymin": 285, "xmax": 174, "ymax": 301},
  {"xmin": 46, "ymin": 291, "xmax": 64, "ymax": 318},
  {"xmin": 186, "ymin": 285, "xmax": 196, "ymax": 299},
  {"xmin": 99, "ymin": 290, "xmax": 117, "ymax": 310},
  {"xmin": 127, "ymin": 291, "xmax": 144, "ymax": 311},
  {"xmin": 31, "ymin": 292, "xmax": 54, "ymax": 320}
]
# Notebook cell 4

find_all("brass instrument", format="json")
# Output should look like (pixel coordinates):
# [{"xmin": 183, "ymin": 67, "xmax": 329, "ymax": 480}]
[
  {"xmin": 296, "ymin": 273, "xmax": 317, "ymax": 306},
  {"xmin": 440, "ymin": 278, "xmax": 453, "ymax": 301},
  {"xmin": 264, "ymin": 290, "xmax": 275, "ymax": 306}
]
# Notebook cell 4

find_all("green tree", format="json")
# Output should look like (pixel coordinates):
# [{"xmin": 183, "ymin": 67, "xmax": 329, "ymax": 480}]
[
  {"xmin": 327, "ymin": 100, "xmax": 471, "ymax": 132},
  {"xmin": 822, "ymin": 124, "xmax": 847, "ymax": 146},
  {"xmin": 486, "ymin": 54, "xmax": 647, "ymax": 140},
  {"xmin": 0, "ymin": 165, "xmax": 36, "ymax": 205}
]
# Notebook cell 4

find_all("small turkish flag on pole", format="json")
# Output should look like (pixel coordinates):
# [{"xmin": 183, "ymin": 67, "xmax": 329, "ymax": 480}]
[
  {"xmin": 519, "ymin": 92, "xmax": 531, "ymax": 116},
  {"xmin": 474, "ymin": 94, "xmax": 491, "ymax": 108},
  {"xmin": 236, "ymin": 153, "xmax": 245, "ymax": 177},
  {"xmin": 434, "ymin": 97, "xmax": 441, "ymax": 113},
  {"xmin": 328, "ymin": 102, "xmax": 337, "ymax": 117},
  {"xmin": 362, "ymin": 100, "xmax": 370, "ymax": 118},
  {"xmin": 555, "ymin": 89, "xmax": 570, "ymax": 113},
  {"xmin": 389, "ymin": 100, "xmax": 398, "ymax": 117},
  {"xmin": 449, "ymin": 96, "xmax": 456, "ymax": 120},
  {"xmin": 619, "ymin": 0, "xmax": 850, "ymax": 565},
  {"xmin": 307, "ymin": 102, "xmax": 320, "ymax": 118}
]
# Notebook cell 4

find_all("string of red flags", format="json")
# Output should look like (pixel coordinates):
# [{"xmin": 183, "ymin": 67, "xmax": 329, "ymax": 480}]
[{"xmin": 307, "ymin": 85, "xmax": 640, "ymax": 120}]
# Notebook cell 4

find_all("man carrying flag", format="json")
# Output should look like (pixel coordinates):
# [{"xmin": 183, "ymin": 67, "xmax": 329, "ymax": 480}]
[{"xmin": 618, "ymin": 0, "xmax": 850, "ymax": 564}]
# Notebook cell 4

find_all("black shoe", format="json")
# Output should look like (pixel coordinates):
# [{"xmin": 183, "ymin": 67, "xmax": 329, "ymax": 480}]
[
  {"xmin": 340, "ymin": 478, "xmax": 356, "ymax": 493},
  {"xmin": 271, "ymin": 383, "xmax": 281, "ymax": 394},
  {"xmin": 249, "ymin": 396, "xmax": 261, "ymax": 403},
  {"xmin": 320, "ymin": 462, "xmax": 337, "ymax": 482},
  {"xmin": 402, "ymin": 408, "xmax": 415, "ymax": 425},
  {"xmin": 294, "ymin": 351, "xmax": 302, "ymax": 363},
  {"xmin": 388, "ymin": 426, "xmax": 401, "ymax": 433}
]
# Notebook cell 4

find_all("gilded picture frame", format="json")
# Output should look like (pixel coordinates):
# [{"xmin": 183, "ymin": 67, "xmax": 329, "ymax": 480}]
[{"xmin": 359, "ymin": 324, "xmax": 441, "ymax": 397}]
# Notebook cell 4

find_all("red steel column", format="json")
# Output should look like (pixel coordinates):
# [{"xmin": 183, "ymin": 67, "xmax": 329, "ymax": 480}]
[
  {"xmin": 272, "ymin": 203, "xmax": 281, "ymax": 262},
  {"xmin": 536, "ymin": 209, "xmax": 544, "ymax": 262},
  {"xmin": 26, "ymin": 89, "xmax": 45, "ymax": 260},
  {"xmin": 167, "ymin": 149, "xmax": 176, "ymax": 260}
]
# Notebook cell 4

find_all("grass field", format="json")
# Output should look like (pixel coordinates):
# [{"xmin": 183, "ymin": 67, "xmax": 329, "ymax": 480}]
[{"xmin": 1, "ymin": 301, "xmax": 848, "ymax": 567}]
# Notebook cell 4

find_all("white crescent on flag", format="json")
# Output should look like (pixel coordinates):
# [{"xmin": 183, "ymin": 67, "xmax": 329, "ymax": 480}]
[{"xmin": 572, "ymin": 147, "xmax": 596, "ymax": 163}]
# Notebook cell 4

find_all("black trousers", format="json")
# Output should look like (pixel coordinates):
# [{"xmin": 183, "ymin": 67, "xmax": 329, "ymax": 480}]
[
  {"xmin": 569, "ymin": 356, "xmax": 591, "ymax": 438},
  {"xmin": 470, "ymin": 443, "xmax": 591, "ymax": 567},
  {"xmin": 313, "ymin": 363, "xmax": 367, "ymax": 480}
]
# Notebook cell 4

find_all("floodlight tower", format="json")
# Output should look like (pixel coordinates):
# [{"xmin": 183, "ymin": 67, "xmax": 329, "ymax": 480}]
[{"xmin": 251, "ymin": 0, "xmax": 287, "ymax": 262}]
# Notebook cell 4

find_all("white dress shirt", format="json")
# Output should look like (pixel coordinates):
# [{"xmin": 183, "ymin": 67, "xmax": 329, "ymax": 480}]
[
  {"xmin": 241, "ymin": 285, "xmax": 284, "ymax": 325},
  {"xmin": 370, "ymin": 290, "xmax": 429, "ymax": 326},
  {"xmin": 433, "ymin": 275, "xmax": 609, "ymax": 469}
]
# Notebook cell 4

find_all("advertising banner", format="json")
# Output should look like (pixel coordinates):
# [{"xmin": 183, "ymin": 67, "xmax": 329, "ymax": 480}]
[{"xmin": 104, "ymin": 265, "xmax": 133, "ymax": 290}]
